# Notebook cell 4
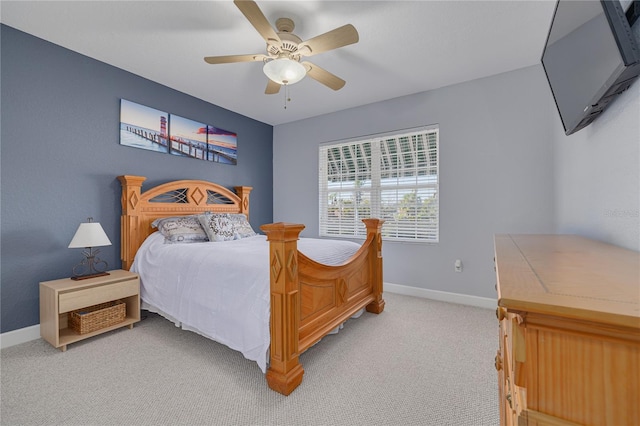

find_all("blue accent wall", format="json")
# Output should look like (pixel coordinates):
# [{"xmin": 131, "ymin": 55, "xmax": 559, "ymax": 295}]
[{"xmin": 0, "ymin": 25, "xmax": 273, "ymax": 333}]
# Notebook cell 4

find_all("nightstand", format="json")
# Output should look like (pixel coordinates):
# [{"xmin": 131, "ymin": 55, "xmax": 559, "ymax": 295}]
[{"xmin": 39, "ymin": 269, "xmax": 140, "ymax": 351}]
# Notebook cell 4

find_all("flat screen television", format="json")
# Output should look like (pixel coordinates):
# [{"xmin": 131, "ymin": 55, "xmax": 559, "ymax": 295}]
[{"xmin": 541, "ymin": 0, "xmax": 640, "ymax": 135}]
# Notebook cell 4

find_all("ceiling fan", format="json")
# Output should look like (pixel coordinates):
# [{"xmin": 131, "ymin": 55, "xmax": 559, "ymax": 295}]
[{"xmin": 204, "ymin": 0, "xmax": 359, "ymax": 95}]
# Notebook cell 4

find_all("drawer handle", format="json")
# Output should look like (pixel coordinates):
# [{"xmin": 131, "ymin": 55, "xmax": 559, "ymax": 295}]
[
  {"xmin": 506, "ymin": 393, "xmax": 513, "ymax": 409},
  {"xmin": 496, "ymin": 307, "xmax": 507, "ymax": 321},
  {"xmin": 494, "ymin": 353, "xmax": 503, "ymax": 371}
]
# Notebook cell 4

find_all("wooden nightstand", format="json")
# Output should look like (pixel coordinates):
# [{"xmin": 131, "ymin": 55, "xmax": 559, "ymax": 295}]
[{"xmin": 40, "ymin": 269, "xmax": 140, "ymax": 351}]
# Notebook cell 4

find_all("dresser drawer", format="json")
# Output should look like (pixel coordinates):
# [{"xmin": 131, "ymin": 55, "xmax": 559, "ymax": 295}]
[{"xmin": 58, "ymin": 278, "xmax": 138, "ymax": 313}]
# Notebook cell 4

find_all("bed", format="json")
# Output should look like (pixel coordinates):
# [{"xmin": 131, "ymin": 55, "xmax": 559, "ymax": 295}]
[{"xmin": 117, "ymin": 175, "xmax": 385, "ymax": 395}]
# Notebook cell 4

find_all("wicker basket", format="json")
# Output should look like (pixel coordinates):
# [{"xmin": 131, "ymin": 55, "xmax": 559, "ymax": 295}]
[{"xmin": 68, "ymin": 300, "xmax": 126, "ymax": 334}]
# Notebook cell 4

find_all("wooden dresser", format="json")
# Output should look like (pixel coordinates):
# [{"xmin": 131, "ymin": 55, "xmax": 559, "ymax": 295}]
[{"xmin": 494, "ymin": 234, "xmax": 639, "ymax": 426}]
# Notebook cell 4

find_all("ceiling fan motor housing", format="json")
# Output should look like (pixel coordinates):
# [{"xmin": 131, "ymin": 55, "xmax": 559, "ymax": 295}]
[{"xmin": 268, "ymin": 20, "xmax": 302, "ymax": 59}]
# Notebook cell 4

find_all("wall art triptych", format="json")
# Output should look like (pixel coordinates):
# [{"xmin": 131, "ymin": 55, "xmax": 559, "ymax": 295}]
[{"xmin": 119, "ymin": 99, "xmax": 238, "ymax": 165}]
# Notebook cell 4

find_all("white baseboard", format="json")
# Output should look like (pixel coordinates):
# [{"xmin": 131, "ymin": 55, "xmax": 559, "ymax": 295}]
[
  {"xmin": 1, "ymin": 324, "xmax": 41, "ymax": 349},
  {"xmin": 0, "ymin": 284, "xmax": 494, "ymax": 350},
  {"xmin": 384, "ymin": 282, "xmax": 497, "ymax": 309}
]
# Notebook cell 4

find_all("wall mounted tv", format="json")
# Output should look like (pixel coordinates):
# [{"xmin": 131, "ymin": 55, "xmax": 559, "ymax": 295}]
[{"xmin": 541, "ymin": 0, "xmax": 640, "ymax": 135}]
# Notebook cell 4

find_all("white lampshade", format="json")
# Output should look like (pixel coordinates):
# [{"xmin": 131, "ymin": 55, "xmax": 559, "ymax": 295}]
[
  {"xmin": 263, "ymin": 58, "xmax": 306, "ymax": 85},
  {"xmin": 68, "ymin": 221, "xmax": 112, "ymax": 248}
]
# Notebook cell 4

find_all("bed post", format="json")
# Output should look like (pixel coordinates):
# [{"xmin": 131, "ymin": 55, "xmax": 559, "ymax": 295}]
[
  {"xmin": 117, "ymin": 175, "xmax": 146, "ymax": 270},
  {"xmin": 363, "ymin": 218, "xmax": 385, "ymax": 314},
  {"xmin": 260, "ymin": 222, "xmax": 306, "ymax": 396},
  {"xmin": 234, "ymin": 186, "xmax": 252, "ymax": 218}
]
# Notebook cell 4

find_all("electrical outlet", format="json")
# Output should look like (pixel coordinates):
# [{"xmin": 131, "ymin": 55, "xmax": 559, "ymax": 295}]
[{"xmin": 455, "ymin": 259, "xmax": 463, "ymax": 272}]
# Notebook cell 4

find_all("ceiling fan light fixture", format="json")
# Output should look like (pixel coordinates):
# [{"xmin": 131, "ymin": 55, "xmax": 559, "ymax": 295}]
[{"xmin": 263, "ymin": 58, "xmax": 306, "ymax": 85}]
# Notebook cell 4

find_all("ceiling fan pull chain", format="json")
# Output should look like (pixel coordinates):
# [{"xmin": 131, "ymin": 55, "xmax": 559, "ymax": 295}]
[{"xmin": 284, "ymin": 84, "xmax": 291, "ymax": 109}]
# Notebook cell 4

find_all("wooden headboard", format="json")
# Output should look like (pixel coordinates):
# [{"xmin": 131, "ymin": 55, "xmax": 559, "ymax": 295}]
[{"xmin": 117, "ymin": 175, "xmax": 252, "ymax": 269}]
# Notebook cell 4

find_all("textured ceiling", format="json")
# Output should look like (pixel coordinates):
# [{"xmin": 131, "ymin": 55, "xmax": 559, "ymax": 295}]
[{"xmin": 1, "ymin": 0, "xmax": 557, "ymax": 125}]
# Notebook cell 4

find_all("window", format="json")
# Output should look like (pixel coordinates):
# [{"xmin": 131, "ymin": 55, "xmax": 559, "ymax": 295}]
[{"xmin": 319, "ymin": 126, "xmax": 439, "ymax": 242}]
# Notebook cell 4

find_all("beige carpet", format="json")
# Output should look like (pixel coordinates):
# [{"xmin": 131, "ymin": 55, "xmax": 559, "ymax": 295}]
[{"xmin": 1, "ymin": 292, "xmax": 499, "ymax": 425}]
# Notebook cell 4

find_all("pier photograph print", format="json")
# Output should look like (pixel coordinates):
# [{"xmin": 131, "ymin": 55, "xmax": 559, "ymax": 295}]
[
  {"xmin": 119, "ymin": 99, "xmax": 169, "ymax": 154},
  {"xmin": 206, "ymin": 126, "xmax": 238, "ymax": 165},
  {"xmin": 168, "ymin": 115, "xmax": 237, "ymax": 165},
  {"xmin": 120, "ymin": 99, "xmax": 238, "ymax": 165},
  {"xmin": 168, "ymin": 114, "xmax": 208, "ymax": 160}
]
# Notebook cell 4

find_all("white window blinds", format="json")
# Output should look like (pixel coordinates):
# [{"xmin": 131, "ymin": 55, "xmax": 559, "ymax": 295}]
[{"xmin": 319, "ymin": 126, "xmax": 439, "ymax": 242}]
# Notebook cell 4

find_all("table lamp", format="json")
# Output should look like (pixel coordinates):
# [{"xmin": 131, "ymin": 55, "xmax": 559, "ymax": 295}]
[{"xmin": 68, "ymin": 217, "xmax": 112, "ymax": 280}]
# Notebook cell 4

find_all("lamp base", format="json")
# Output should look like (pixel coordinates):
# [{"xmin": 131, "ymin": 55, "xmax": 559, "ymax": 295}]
[{"xmin": 71, "ymin": 271, "xmax": 110, "ymax": 281}]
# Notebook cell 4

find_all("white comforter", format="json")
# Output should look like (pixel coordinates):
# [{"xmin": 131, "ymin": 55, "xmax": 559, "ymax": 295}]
[{"xmin": 131, "ymin": 232, "xmax": 360, "ymax": 372}]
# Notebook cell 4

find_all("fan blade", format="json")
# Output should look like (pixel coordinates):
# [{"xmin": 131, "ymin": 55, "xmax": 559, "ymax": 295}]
[
  {"xmin": 233, "ymin": 0, "xmax": 281, "ymax": 49},
  {"xmin": 297, "ymin": 24, "xmax": 359, "ymax": 57},
  {"xmin": 265, "ymin": 79, "xmax": 281, "ymax": 95},
  {"xmin": 302, "ymin": 62, "xmax": 346, "ymax": 91},
  {"xmin": 204, "ymin": 54, "xmax": 267, "ymax": 64}
]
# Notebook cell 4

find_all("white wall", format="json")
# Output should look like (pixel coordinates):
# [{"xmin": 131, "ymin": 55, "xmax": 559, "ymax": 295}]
[
  {"xmin": 553, "ymin": 83, "xmax": 640, "ymax": 251},
  {"xmin": 273, "ymin": 65, "xmax": 555, "ymax": 299}
]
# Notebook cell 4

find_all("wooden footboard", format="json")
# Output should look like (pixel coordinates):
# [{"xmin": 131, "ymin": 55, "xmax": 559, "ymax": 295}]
[{"xmin": 261, "ymin": 220, "xmax": 384, "ymax": 395}]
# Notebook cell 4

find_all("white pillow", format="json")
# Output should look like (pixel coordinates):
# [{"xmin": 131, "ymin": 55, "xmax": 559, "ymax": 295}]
[
  {"xmin": 228, "ymin": 214, "xmax": 257, "ymax": 239},
  {"xmin": 198, "ymin": 213, "xmax": 257, "ymax": 241},
  {"xmin": 151, "ymin": 215, "xmax": 208, "ymax": 244}
]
